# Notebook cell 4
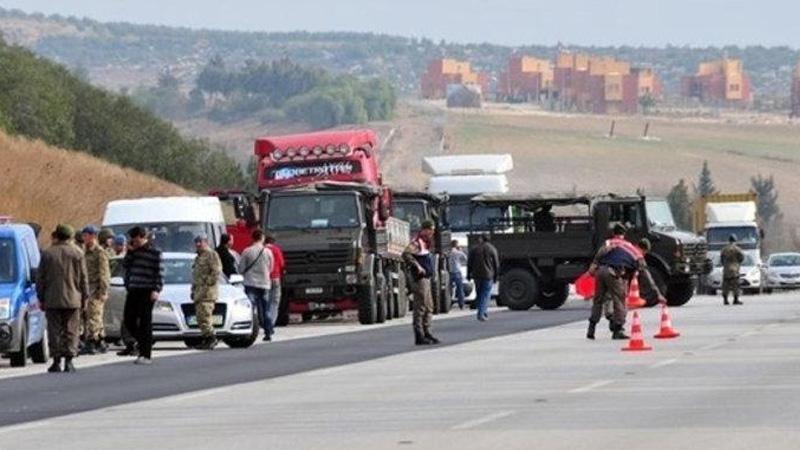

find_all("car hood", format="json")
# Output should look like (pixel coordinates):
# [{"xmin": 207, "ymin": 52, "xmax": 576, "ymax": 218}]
[
  {"xmin": 710, "ymin": 265, "xmax": 758, "ymax": 278},
  {"xmin": 767, "ymin": 266, "xmax": 800, "ymax": 276},
  {"xmin": 159, "ymin": 283, "xmax": 247, "ymax": 304},
  {"xmin": 653, "ymin": 228, "xmax": 705, "ymax": 244}
]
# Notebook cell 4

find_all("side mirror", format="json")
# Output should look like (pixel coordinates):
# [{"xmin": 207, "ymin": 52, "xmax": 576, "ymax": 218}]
[
  {"xmin": 110, "ymin": 276, "xmax": 124, "ymax": 287},
  {"xmin": 229, "ymin": 274, "xmax": 245, "ymax": 285}
]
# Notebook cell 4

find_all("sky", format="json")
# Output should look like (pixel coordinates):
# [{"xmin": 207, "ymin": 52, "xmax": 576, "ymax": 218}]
[{"xmin": 2, "ymin": 0, "xmax": 799, "ymax": 47}]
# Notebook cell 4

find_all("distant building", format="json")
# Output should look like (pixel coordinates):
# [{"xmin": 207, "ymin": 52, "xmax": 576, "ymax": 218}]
[
  {"xmin": 550, "ymin": 52, "xmax": 662, "ymax": 114},
  {"xmin": 420, "ymin": 59, "xmax": 489, "ymax": 100},
  {"xmin": 681, "ymin": 59, "xmax": 752, "ymax": 106},
  {"xmin": 497, "ymin": 55, "xmax": 553, "ymax": 102},
  {"xmin": 791, "ymin": 62, "xmax": 800, "ymax": 118}
]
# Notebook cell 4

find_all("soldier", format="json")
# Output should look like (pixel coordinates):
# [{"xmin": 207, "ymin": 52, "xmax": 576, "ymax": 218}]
[
  {"xmin": 403, "ymin": 220, "xmax": 440, "ymax": 345},
  {"xmin": 721, "ymin": 234, "xmax": 745, "ymax": 305},
  {"xmin": 38, "ymin": 224, "xmax": 89, "ymax": 373},
  {"xmin": 192, "ymin": 234, "xmax": 222, "ymax": 350},
  {"xmin": 99, "ymin": 228, "xmax": 116, "ymax": 258},
  {"xmin": 79, "ymin": 225, "xmax": 111, "ymax": 355}
]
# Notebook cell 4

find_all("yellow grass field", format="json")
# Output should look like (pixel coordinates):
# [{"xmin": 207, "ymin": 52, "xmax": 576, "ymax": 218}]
[{"xmin": 0, "ymin": 131, "xmax": 189, "ymax": 243}]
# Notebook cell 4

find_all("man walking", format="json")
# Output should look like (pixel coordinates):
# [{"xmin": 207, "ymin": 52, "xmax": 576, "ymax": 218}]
[
  {"xmin": 80, "ymin": 225, "xmax": 111, "ymax": 355},
  {"xmin": 468, "ymin": 235, "xmax": 500, "ymax": 322},
  {"xmin": 192, "ymin": 234, "xmax": 223, "ymax": 349},
  {"xmin": 403, "ymin": 220, "xmax": 440, "ymax": 345},
  {"xmin": 122, "ymin": 226, "xmax": 163, "ymax": 365},
  {"xmin": 266, "ymin": 233, "xmax": 285, "ymax": 330},
  {"xmin": 721, "ymin": 234, "xmax": 745, "ymax": 305},
  {"xmin": 238, "ymin": 229, "xmax": 274, "ymax": 341},
  {"xmin": 38, "ymin": 224, "xmax": 88, "ymax": 373},
  {"xmin": 448, "ymin": 240, "xmax": 468, "ymax": 310}
]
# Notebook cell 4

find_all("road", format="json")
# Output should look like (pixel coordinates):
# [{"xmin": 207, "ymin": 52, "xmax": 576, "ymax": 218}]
[{"xmin": 1, "ymin": 293, "xmax": 799, "ymax": 449}]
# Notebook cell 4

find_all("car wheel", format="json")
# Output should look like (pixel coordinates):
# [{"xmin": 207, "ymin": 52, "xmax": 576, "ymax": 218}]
[
  {"xmin": 9, "ymin": 320, "xmax": 28, "ymax": 367},
  {"xmin": 29, "ymin": 324, "xmax": 49, "ymax": 364},
  {"xmin": 224, "ymin": 316, "xmax": 258, "ymax": 348}
]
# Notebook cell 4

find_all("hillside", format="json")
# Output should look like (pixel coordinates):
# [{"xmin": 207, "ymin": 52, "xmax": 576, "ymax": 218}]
[
  {"xmin": 1, "ymin": 7, "xmax": 798, "ymax": 104},
  {"xmin": 0, "ymin": 131, "xmax": 188, "ymax": 243}
]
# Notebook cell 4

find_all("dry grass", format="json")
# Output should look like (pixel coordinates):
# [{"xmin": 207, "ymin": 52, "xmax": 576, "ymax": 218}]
[{"xmin": 0, "ymin": 131, "xmax": 189, "ymax": 244}]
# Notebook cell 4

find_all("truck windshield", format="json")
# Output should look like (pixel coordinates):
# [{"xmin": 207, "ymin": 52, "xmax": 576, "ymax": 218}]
[
  {"xmin": 707, "ymin": 226, "xmax": 759, "ymax": 246},
  {"xmin": 106, "ymin": 222, "xmax": 214, "ymax": 253},
  {"xmin": 448, "ymin": 203, "xmax": 508, "ymax": 232},
  {"xmin": 267, "ymin": 194, "xmax": 360, "ymax": 230},
  {"xmin": 646, "ymin": 200, "xmax": 677, "ymax": 229},
  {"xmin": 394, "ymin": 201, "xmax": 428, "ymax": 230},
  {"xmin": 0, "ymin": 238, "xmax": 17, "ymax": 283}
]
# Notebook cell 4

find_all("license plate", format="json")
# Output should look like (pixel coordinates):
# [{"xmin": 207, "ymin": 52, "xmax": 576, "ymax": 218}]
[
  {"xmin": 186, "ymin": 315, "xmax": 224, "ymax": 326},
  {"xmin": 308, "ymin": 302, "xmax": 332, "ymax": 311},
  {"xmin": 305, "ymin": 287, "xmax": 324, "ymax": 295}
]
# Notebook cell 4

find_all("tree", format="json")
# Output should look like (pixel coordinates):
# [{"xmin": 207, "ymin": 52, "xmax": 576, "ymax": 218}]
[
  {"xmin": 694, "ymin": 160, "xmax": 717, "ymax": 198},
  {"xmin": 667, "ymin": 179, "xmax": 693, "ymax": 230},
  {"xmin": 751, "ymin": 174, "xmax": 781, "ymax": 227}
]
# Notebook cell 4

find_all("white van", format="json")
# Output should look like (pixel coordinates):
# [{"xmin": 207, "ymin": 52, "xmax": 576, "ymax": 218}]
[{"xmin": 102, "ymin": 197, "xmax": 226, "ymax": 253}]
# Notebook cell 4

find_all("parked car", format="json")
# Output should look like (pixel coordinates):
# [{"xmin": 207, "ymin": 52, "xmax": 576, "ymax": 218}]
[
  {"xmin": 763, "ymin": 253, "xmax": 800, "ymax": 293},
  {"xmin": 0, "ymin": 220, "xmax": 48, "ymax": 367},
  {"xmin": 105, "ymin": 253, "xmax": 258, "ymax": 348},
  {"xmin": 706, "ymin": 252, "xmax": 762, "ymax": 294}
]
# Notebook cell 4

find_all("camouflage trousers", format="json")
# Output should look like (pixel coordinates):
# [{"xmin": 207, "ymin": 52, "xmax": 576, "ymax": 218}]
[
  {"xmin": 722, "ymin": 277, "xmax": 740, "ymax": 301},
  {"xmin": 83, "ymin": 294, "xmax": 107, "ymax": 341},
  {"xmin": 195, "ymin": 301, "xmax": 216, "ymax": 338},
  {"xmin": 412, "ymin": 277, "xmax": 433, "ymax": 335},
  {"xmin": 589, "ymin": 266, "xmax": 627, "ymax": 331},
  {"xmin": 46, "ymin": 308, "xmax": 81, "ymax": 358}
]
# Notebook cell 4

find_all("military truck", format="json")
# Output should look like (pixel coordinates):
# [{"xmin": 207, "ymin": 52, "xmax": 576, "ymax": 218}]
[
  {"xmin": 394, "ymin": 191, "xmax": 453, "ymax": 313},
  {"xmin": 469, "ymin": 193, "xmax": 710, "ymax": 310}
]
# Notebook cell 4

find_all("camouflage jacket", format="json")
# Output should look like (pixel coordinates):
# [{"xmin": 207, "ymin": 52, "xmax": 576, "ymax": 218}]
[
  {"xmin": 721, "ymin": 243, "xmax": 745, "ymax": 280},
  {"xmin": 84, "ymin": 243, "xmax": 110, "ymax": 298},
  {"xmin": 192, "ymin": 248, "xmax": 222, "ymax": 302}
]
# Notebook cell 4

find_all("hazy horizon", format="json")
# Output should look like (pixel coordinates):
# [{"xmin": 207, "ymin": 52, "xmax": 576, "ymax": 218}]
[{"xmin": 2, "ymin": 0, "xmax": 799, "ymax": 48}]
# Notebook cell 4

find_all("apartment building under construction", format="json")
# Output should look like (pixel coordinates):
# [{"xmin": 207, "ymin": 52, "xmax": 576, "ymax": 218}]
[{"xmin": 681, "ymin": 59, "xmax": 753, "ymax": 106}]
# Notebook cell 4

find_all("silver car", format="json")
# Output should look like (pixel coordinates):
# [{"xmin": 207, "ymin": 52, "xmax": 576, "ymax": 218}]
[
  {"xmin": 105, "ymin": 252, "xmax": 258, "ymax": 348},
  {"xmin": 764, "ymin": 252, "xmax": 800, "ymax": 293}
]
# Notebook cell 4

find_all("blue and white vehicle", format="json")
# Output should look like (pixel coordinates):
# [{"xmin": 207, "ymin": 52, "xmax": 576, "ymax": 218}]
[{"xmin": 0, "ymin": 219, "xmax": 48, "ymax": 367}]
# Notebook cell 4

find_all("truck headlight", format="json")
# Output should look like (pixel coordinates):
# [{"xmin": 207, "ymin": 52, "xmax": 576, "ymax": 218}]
[
  {"xmin": 346, "ymin": 274, "xmax": 358, "ymax": 284},
  {"xmin": 234, "ymin": 298, "xmax": 252, "ymax": 310},
  {"xmin": 345, "ymin": 265, "xmax": 357, "ymax": 273},
  {"xmin": 0, "ymin": 297, "xmax": 10, "ymax": 320},
  {"xmin": 154, "ymin": 301, "xmax": 174, "ymax": 312}
]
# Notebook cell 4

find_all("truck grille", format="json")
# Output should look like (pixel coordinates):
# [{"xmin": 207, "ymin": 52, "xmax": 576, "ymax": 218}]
[
  {"xmin": 684, "ymin": 242, "xmax": 708, "ymax": 264},
  {"xmin": 284, "ymin": 245, "xmax": 352, "ymax": 274}
]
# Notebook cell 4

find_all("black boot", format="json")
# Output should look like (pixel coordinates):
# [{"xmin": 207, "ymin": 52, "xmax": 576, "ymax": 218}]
[
  {"xmin": 117, "ymin": 344, "xmax": 137, "ymax": 357},
  {"xmin": 424, "ymin": 332, "xmax": 440, "ymax": 344},
  {"xmin": 414, "ymin": 330, "xmax": 429, "ymax": 346},
  {"xmin": 723, "ymin": 296, "xmax": 729, "ymax": 305},
  {"xmin": 612, "ymin": 330, "xmax": 629, "ymax": 340},
  {"xmin": 96, "ymin": 339, "xmax": 108, "ymax": 354},
  {"xmin": 586, "ymin": 321, "xmax": 597, "ymax": 340},
  {"xmin": 48, "ymin": 357, "xmax": 62, "ymax": 373},
  {"xmin": 79, "ymin": 340, "xmax": 96, "ymax": 355},
  {"xmin": 733, "ymin": 298, "xmax": 743, "ymax": 305},
  {"xmin": 63, "ymin": 357, "xmax": 76, "ymax": 373}
]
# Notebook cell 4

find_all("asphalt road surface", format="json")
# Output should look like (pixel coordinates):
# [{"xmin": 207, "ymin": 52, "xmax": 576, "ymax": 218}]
[{"xmin": 1, "ymin": 293, "xmax": 799, "ymax": 450}]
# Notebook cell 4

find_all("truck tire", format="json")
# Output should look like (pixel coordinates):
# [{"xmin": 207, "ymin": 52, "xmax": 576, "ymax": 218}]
[
  {"xmin": 275, "ymin": 293, "xmax": 290, "ymax": 327},
  {"xmin": 9, "ymin": 320, "xmax": 28, "ymax": 367},
  {"xmin": 395, "ymin": 267, "xmax": 409, "ymax": 318},
  {"xmin": 382, "ymin": 271, "xmax": 394, "ymax": 321},
  {"xmin": 666, "ymin": 280, "xmax": 695, "ymax": 307},
  {"xmin": 430, "ymin": 272, "xmax": 442, "ymax": 315},
  {"xmin": 499, "ymin": 268, "xmax": 539, "ymax": 311},
  {"xmin": 648, "ymin": 266, "xmax": 669, "ymax": 305},
  {"xmin": 358, "ymin": 281, "xmax": 378, "ymax": 325},
  {"xmin": 439, "ymin": 270, "xmax": 452, "ymax": 314},
  {"xmin": 537, "ymin": 283, "xmax": 569, "ymax": 310},
  {"xmin": 29, "ymin": 325, "xmax": 49, "ymax": 364},
  {"xmin": 376, "ymin": 273, "xmax": 387, "ymax": 324}
]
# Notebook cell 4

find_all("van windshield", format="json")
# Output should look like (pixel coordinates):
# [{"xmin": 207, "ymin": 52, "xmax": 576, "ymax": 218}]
[
  {"xmin": 106, "ymin": 222, "xmax": 214, "ymax": 253},
  {"xmin": 0, "ymin": 238, "xmax": 17, "ymax": 283}
]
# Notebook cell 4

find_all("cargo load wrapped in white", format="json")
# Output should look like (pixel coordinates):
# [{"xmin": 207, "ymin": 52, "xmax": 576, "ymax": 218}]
[
  {"xmin": 422, "ymin": 154, "xmax": 513, "ymax": 176},
  {"xmin": 427, "ymin": 175, "xmax": 509, "ymax": 196},
  {"xmin": 706, "ymin": 202, "xmax": 757, "ymax": 224}
]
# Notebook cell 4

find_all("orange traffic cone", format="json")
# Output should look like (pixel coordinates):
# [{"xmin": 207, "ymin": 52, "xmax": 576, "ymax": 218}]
[
  {"xmin": 653, "ymin": 304, "xmax": 680, "ymax": 339},
  {"xmin": 621, "ymin": 311, "xmax": 652, "ymax": 351},
  {"xmin": 626, "ymin": 273, "xmax": 646, "ymax": 309}
]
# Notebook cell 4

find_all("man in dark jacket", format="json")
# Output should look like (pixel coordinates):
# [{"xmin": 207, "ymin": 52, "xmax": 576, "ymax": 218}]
[
  {"xmin": 468, "ymin": 234, "xmax": 500, "ymax": 322},
  {"xmin": 215, "ymin": 234, "xmax": 238, "ymax": 279},
  {"xmin": 38, "ymin": 224, "xmax": 88, "ymax": 373},
  {"xmin": 121, "ymin": 226, "xmax": 163, "ymax": 365}
]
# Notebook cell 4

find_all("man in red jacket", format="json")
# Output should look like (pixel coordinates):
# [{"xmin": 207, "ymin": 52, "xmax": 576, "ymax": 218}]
[{"xmin": 266, "ymin": 233, "xmax": 285, "ymax": 333}]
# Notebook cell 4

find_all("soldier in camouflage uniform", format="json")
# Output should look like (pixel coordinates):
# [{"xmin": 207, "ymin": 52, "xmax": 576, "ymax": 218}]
[
  {"xmin": 192, "ymin": 234, "xmax": 222, "ymax": 350},
  {"xmin": 721, "ymin": 234, "xmax": 745, "ymax": 305},
  {"xmin": 79, "ymin": 225, "xmax": 111, "ymax": 355},
  {"xmin": 99, "ymin": 228, "xmax": 117, "ymax": 259},
  {"xmin": 402, "ymin": 220, "xmax": 440, "ymax": 346}
]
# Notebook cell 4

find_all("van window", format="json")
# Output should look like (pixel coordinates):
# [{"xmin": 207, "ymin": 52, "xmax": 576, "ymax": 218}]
[
  {"xmin": 107, "ymin": 222, "xmax": 214, "ymax": 253},
  {"xmin": 0, "ymin": 238, "xmax": 17, "ymax": 283}
]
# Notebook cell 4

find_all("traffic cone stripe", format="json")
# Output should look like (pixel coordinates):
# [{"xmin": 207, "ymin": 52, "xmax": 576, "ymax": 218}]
[
  {"xmin": 654, "ymin": 304, "xmax": 681, "ymax": 339},
  {"xmin": 622, "ymin": 311, "xmax": 652, "ymax": 351},
  {"xmin": 626, "ymin": 272, "xmax": 646, "ymax": 309}
]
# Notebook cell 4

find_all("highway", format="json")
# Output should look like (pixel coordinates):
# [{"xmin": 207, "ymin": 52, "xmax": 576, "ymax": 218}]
[{"xmin": 2, "ymin": 293, "xmax": 800, "ymax": 449}]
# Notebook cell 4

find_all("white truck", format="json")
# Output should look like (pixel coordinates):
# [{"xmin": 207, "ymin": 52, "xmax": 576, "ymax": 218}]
[{"xmin": 423, "ymin": 154, "xmax": 514, "ymax": 302}]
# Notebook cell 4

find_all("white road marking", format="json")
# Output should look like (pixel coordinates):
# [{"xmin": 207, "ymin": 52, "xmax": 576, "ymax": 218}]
[
  {"xmin": 450, "ymin": 411, "xmax": 514, "ymax": 430},
  {"xmin": 0, "ymin": 420, "xmax": 51, "ymax": 435},
  {"xmin": 569, "ymin": 380, "xmax": 614, "ymax": 394},
  {"xmin": 648, "ymin": 358, "xmax": 678, "ymax": 369}
]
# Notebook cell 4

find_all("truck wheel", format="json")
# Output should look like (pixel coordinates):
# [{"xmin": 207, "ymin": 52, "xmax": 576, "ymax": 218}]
[
  {"xmin": 537, "ymin": 283, "xmax": 569, "ymax": 310},
  {"xmin": 376, "ymin": 274, "xmax": 387, "ymax": 324},
  {"xmin": 666, "ymin": 280, "xmax": 695, "ymax": 307},
  {"xmin": 29, "ymin": 324, "xmax": 49, "ymax": 364},
  {"xmin": 439, "ymin": 270, "xmax": 452, "ymax": 314},
  {"xmin": 395, "ymin": 267, "xmax": 409, "ymax": 318},
  {"xmin": 430, "ymin": 273, "xmax": 441, "ymax": 315},
  {"xmin": 275, "ymin": 294, "xmax": 289, "ymax": 327},
  {"xmin": 382, "ymin": 271, "xmax": 394, "ymax": 321},
  {"xmin": 648, "ymin": 267, "xmax": 669, "ymax": 305},
  {"xmin": 499, "ymin": 268, "xmax": 538, "ymax": 311},
  {"xmin": 9, "ymin": 320, "xmax": 28, "ymax": 367},
  {"xmin": 358, "ymin": 282, "xmax": 378, "ymax": 325}
]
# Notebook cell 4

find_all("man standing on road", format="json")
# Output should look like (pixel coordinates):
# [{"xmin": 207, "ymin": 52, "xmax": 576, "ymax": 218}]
[
  {"xmin": 721, "ymin": 234, "xmax": 745, "ymax": 306},
  {"xmin": 468, "ymin": 234, "xmax": 500, "ymax": 322},
  {"xmin": 448, "ymin": 240, "xmax": 468, "ymax": 310},
  {"xmin": 403, "ymin": 220, "xmax": 440, "ymax": 345},
  {"xmin": 265, "ymin": 233, "xmax": 285, "ymax": 330},
  {"xmin": 192, "ymin": 234, "xmax": 223, "ymax": 350},
  {"xmin": 215, "ymin": 234, "xmax": 239, "ymax": 279},
  {"xmin": 99, "ymin": 228, "xmax": 116, "ymax": 259},
  {"xmin": 122, "ymin": 226, "xmax": 163, "ymax": 365},
  {"xmin": 38, "ymin": 224, "xmax": 88, "ymax": 373},
  {"xmin": 239, "ymin": 229, "xmax": 274, "ymax": 341},
  {"xmin": 79, "ymin": 225, "xmax": 111, "ymax": 355}
]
